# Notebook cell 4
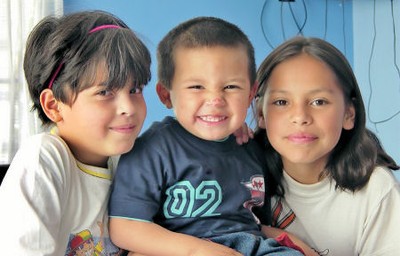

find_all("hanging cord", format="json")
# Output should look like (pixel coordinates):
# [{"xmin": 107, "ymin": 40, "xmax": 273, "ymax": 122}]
[
  {"xmin": 280, "ymin": 2, "xmax": 287, "ymax": 39},
  {"xmin": 342, "ymin": 0, "xmax": 347, "ymax": 55},
  {"xmin": 260, "ymin": 0, "xmax": 275, "ymax": 50},
  {"xmin": 390, "ymin": 0, "xmax": 400, "ymax": 91},
  {"xmin": 261, "ymin": 0, "xmax": 308, "ymax": 49},
  {"xmin": 288, "ymin": 0, "xmax": 307, "ymax": 35},
  {"xmin": 281, "ymin": 0, "xmax": 307, "ymax": 39},
  {"xmin": 324, "ymin": 0, "xmax": 328, "ymax": 39},
  {"xmin": 367, "ymin": 0, "xmax": 400, "ymax": 126}
]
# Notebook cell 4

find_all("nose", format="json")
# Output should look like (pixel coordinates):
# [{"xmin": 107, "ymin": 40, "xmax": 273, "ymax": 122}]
[
  {"xmin": 117, "ymin": 93, "xmax": 137, "ymax": 116},
  {"xmin": 205, "ymin": 92, "xmax": 226, "ymax": 107},
  {"xmin": 291, "ymin": 105, "xmax": 312, "ymax": 125}
]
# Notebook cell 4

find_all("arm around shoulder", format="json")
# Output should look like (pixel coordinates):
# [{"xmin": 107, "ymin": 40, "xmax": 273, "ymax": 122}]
[{"xmin": 109, "ymin": 217, "xmax": 243, "ymax": 256}]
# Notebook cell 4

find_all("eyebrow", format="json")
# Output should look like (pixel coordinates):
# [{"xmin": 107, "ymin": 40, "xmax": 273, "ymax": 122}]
[{"xmin": 267, "ymin": 87, "xmax": 336, "ymax": 94}]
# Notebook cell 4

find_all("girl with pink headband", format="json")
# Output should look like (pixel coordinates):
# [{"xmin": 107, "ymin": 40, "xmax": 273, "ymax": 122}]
[{"xmin": 0, "ymin": 10, "xmax": 151, "ymax": 255}]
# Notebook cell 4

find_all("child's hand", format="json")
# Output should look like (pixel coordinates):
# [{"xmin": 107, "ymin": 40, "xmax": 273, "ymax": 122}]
[
  {"xmin": 262, "ymin": 226, "xmax": 318, "ymax": 256},
  {"xmin": 233, "ymin": 123, "xmax": 254, "ymax": 145}
]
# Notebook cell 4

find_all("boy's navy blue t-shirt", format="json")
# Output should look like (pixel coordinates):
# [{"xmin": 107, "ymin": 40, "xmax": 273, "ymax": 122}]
[{"xmin": 109, "ymin": 116, "xmax": 269, "ymax": 238}]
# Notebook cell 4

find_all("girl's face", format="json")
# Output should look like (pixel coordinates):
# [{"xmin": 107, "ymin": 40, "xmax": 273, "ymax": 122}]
[
  {"xmin": 56, "ymin": 64, "xmax": 146, "ymax": 167},
  {"xmin": 158, "ymin": 46, "xmax": 255, "ymax": 141},
  {"xmin": 258, "ymin": 53, "xmax": 355, "ymax": 181}
]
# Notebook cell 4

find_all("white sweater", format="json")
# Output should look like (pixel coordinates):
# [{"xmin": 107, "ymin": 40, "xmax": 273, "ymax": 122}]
[{"xmin": 272, "ymin": 166, "xmax": 400, "ymax": 256}]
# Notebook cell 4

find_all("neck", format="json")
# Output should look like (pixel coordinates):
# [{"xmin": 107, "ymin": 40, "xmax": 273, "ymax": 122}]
[{"xmin": 283, "ymin": 161, "xmax": 326, "ymax": 184}]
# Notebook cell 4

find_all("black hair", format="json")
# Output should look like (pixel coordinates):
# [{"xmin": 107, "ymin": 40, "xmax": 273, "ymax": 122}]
[{"xmin": 24, "ymin": 10, "xmax": 151, "ymax": 125}]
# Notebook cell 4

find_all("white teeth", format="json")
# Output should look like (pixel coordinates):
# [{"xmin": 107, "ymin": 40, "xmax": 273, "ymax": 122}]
[{"xmin": 199, "ymin": 116, "xmax": 225, "ymax": 122}]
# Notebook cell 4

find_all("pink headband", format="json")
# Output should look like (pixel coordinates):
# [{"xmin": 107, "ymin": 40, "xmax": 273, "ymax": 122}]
[
  {"xmin": 47, "ymin": 24, "xmax": 122, "ymax": 89},
  {"xmin": 89, "ymin": 24, "xmax": 121, "ymax": 34}
]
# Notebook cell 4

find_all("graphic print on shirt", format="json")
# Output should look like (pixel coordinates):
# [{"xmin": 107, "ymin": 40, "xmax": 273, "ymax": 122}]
[
  {"xmin": 65, "ymin": 221, "xmax": 123, "ymax": 256},
  {"xmin": 242, "ymin": 175, "xmax": 265, "ymax": 224},
  {"xmin": 162, "ymin": 176, "xmax": 265, "ymax": 220},
  {"xmin": 163, "ymin": 180, "xmax": 222, "ymax": 218},
  {"xmin": 271, "ymin": 197, "xmax": 296, "ymax": 229}
]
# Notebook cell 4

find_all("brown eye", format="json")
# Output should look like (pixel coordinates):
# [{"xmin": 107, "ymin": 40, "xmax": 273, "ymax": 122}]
[
  {"xmin": 311, "ymin": 99, "xmax": 327, "ymax": 106},
  {"xmin": 131, "ymin": 85, "xmax": 144, "ymax": 94},
  {"xmin": 188, "ymin": 85, "xmax": 203, "ymax": 90},
  {"xmin": 273, "ymin": 99, "xmax": 287, "ymax": 106},
  {"xmin": 97, "ymin": 89, "xmax": 112, "ymax": 96},
  {"xmin": 224, "ymin": 84, "xmax": 240, "ymax": 90}
]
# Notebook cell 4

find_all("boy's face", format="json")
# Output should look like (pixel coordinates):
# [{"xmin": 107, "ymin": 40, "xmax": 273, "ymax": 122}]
[{"xmin": 158, "ymin": 45, "xmax": 255, "ymax": 141}]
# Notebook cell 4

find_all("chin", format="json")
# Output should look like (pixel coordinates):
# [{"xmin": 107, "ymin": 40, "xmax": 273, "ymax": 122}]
[
  {"xmin": 200, "ymin": 134, "xmax": 229, "ymax": 141},
  {"xmin": 115, "ymin": 143, "xmax": 135, "ymax": 155}
]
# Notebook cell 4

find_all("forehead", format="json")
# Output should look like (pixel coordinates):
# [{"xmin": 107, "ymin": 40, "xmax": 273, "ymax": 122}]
[
  {"xmin": 78, "ymin": 60, "xmax": 108, "ymax": 87},
  {"xmin": 268, "ymin": 53, "xmax": 340, "ymax": 91},
  {"xmin": 174, "ymin": 44, "xmax": 248, "ymax": 59},
  {"xmin": 173, "ymin": 45, "xmax": 249, "ymax": 70},
  {"xmin": 261, "ymin": 54, "xmax": 348, "ymax": 103},
  {"xmin": 80, "ymin": 59, "xmax": 134, "ymax": 90},
  {"xmin": 172, "ymin": 46, "xmax": 250, "ymax": 82}
]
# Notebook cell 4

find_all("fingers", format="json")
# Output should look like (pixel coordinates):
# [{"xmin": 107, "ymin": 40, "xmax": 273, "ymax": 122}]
[
  {"xmin": 126, "ymin": 252, "xmax": 146, "ymax": 256},
  {"xmin": 197, "ymin": 239, "xmax": 243, "ymax": 256},
  {"xmin": 234, "ymin": 123, "xmax": 254, "ymax": 145}
]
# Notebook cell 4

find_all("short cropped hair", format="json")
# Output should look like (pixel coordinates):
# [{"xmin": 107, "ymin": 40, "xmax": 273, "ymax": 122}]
[{"xmin": 157, "ymin": 16, "xmax": 255, "ymax": 90}]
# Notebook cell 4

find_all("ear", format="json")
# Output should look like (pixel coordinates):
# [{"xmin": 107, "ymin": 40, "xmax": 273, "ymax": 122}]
[
  {"xmin": 156, "ymin": 82, "xmax": 173, "ymax": 109},
  {"xmin": 40, "ymin": 89, "xmax": 63, "ymax": 123},
  {"xmin": 258, "ymin": 112, "xmax": 266, "ymax": 129},
  {"xmin": 254, "ymin": 88, "xmax": 266, "ymax": 129},
  {"xmin": 343, "ymin": 104, "xmax": 355, "ymax": 130},
  {"xmin": 247, "ymin": 82, "xmax": 258, "ymax": 106}
]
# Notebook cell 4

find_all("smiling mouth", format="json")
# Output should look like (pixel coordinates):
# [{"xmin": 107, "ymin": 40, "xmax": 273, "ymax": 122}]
[
  {"xmin": 198, "ymin": 115, "xmax": 227, "ymax": 123},
  {"xmin": 111, "ymin": 125, "xmax": 136, "ymax": 133}
]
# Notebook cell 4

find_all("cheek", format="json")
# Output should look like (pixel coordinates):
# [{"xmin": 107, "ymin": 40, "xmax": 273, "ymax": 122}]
[
  {"xmin": 265, "ymin": 118, "xmax": 276, "ymax": 132},
  {"xmin": 331, "ymin": 121, "xmax": 346, "ymax": 141},
  {"xmin": 84, "ymin": 112, "xmax": 109, "ymax": 130},
  {"xmin": 263, "ymin": 107, "xmax": 276, "ymax": 129},
  {"xmin": 78, "ymin": 104, "xmax": 113, "ymax": 128},
  {"xmin": 233, "ymin": 99, "xmax": 251, "ymax": 118},
  {"xmin": 137, "ymin": 100, "xmax": 147, "ymax": 123},
  {"xmin": 170, "ymin": 92, "xmax": 189, "ymax": 109},
  {"xmin": 319, "ymin": 112, "xmax": 346, "ymax": 142},
  {"xmin": 264, "ymin": 110, "xmax": 284, "ymax": 142},
  {"xmin": 64, "ymin": 106, "xmax": 90, "ymax": 124}
]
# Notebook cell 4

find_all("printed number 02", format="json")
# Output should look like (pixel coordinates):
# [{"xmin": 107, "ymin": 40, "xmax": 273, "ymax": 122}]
[{"xmin": 163, "ymin": 180, "xmax": 222, "ymax": 219}]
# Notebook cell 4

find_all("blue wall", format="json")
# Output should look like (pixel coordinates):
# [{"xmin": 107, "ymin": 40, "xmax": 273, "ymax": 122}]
[{"xmin": 353, "ymin": 0, "xmax": 400, "ymax": 180}]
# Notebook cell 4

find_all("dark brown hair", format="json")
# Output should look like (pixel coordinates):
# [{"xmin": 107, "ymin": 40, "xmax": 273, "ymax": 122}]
[
  {"xmin": 24, "ymin": 10, "xmax": 151, "ymax": 125},
  {"xmin": 255, "ymin": 36, "xmax": 398, "ymax": 195},
  {"xmin": 157, "ymin": 16, "xmax": 256, "ymax": 89}
]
